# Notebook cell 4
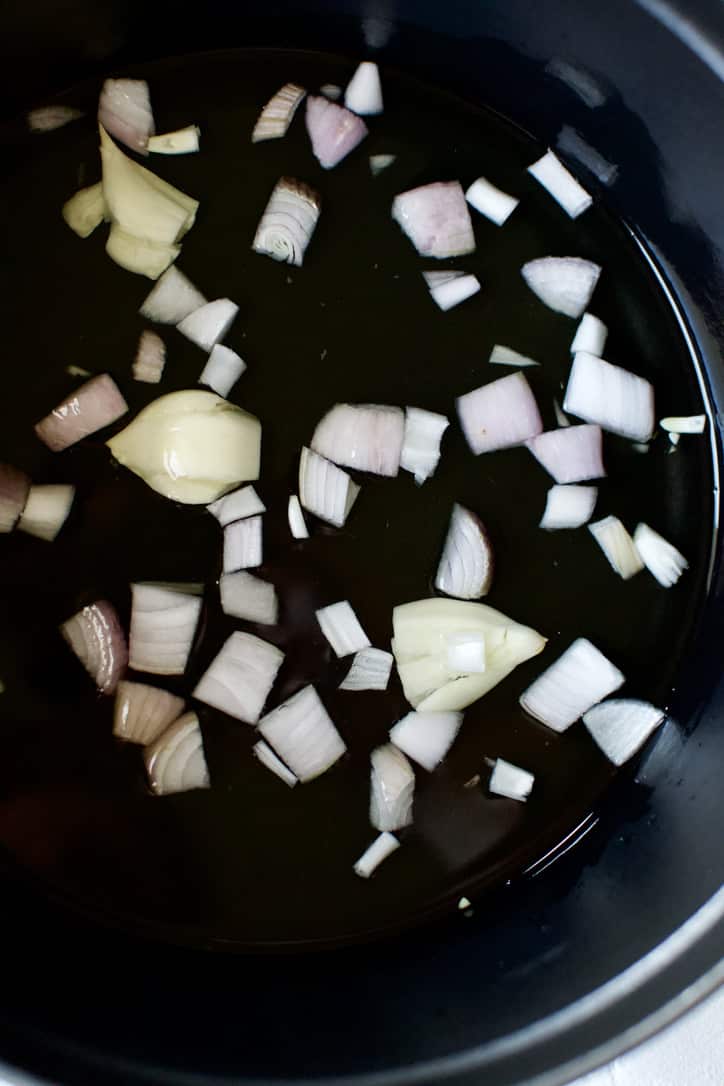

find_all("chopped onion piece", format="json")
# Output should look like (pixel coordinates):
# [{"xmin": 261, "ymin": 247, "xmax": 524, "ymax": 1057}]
[
  {"xmin": 199, "ymin": 344, "xmax": 246, "ymax": 397},
  {"xmin": 130, "ymin": 583, "xmax": 202, "ymax": 676},
  {"xmin": 98, "ymin": 78, "xmax": 154, "ymax": 154},
  {"xmin": 393, "ymin": 598, "xmax": 546, "ymax": 712},
  {"xmin": 520, "ymin": 637, "xmax": 625, "ymax": 733},
  {"xmin": 61, "ymin": 600, "xmax": 127, "ymax": 695},
  {"xmin": 133, "ymin": 329, "xmax": 166, "ymax": 384},
  {"xmin": 311, "ymin": 403, "xmax": 404, "ymax": 477},
  {"xmin": 113, "ymin": 680, "xmax": 185, "ymax": 745},
  {"xmin": 633, "ymin": 522, "xmax": 688, "ymax": 587},
  {"xmin": 457, "ymin": 371, "xmax": 543, "ymax": 455},
  {"xmin": 220, "ymin": 570, "xmax": 278, "ymax": 625},
  {"xmin": 540, "ymin": 484, "xmax": 597, "ymax": 530},
  {"xmin": 258, "ymin": 685, "xmax": 346, "ymax": 781},
  {"xmin": 522, "ymin": 257, "xmax": 601, "ymax": 318},
  {"xmin": 140, "ymin": 266, "xmax": 207, "ymax": 324},
  {"xmin": 145, "ymin": 712, "xmax": 210, "ymax": 795},
  {"xmin": 446, "ymin": 632, "xmax": 485, "ymax": 674},
  {"xmin": 106, "ymin": 225, "xmax": 179, "ymax": 279},
  {"xmin": 148, "ymin": 126, "xmax": 200, "ymax": 154},
  {"xmin": 345, "ymin": 61, "xmax": 383, "ymax": 115},
  {"xmin": 17, "ymin": 484, "xmax": 74, "ymax": 541},
  {"xmin": 370, "ymin": 744, "xmax": 415, "ymax": 830},
  {"xmin": 62, "ymin": 182, "xmax": 106, "ymax": 238},
  {"xmin": 571, "ymin": 312, "xmax": 608, "ymax": 356},
  {"xmin": 564, "ymin": 351, "xmax": 655, "ymax": 442},
  {"xmin": 0, "ymin": 464, "xmax": 30, "ymax": 533},
  {"xmin": 340, "ymin": 648, "xmax": 393, "ymax": 691},
  {"xmin": 252, "ymin": 84, "xmax": 306, "ymax": 142},
  {"xmin": 400, "ymin": 407, "xmax": 449, "ymax": 484},
  {"xmin": 194, "ymin": 631, "xmax": 284, "ymax": 724},
  {"xmin": 427, "ymin": 273, "xmax": 480, "ymax": 311},
  {"xmin": 299, "ymin": 447, "xmax": 360, "ymax": 527},
  {"xmin": 435, "ymin": 504, "xmax": 494, "ymax": 599},
  {"xmin": 489, "ymin": 344, "xmax": 539, "ymax": 368},
  {"xmin": 389, "ymin": 711, "xmax": 463, "ymax": 772},
  {"xmin": 207, "ymin": 485, "xmax": 265, "ymax": 526},
  {"xmin": 527, "ymin": 424, "xmax": 605, "ymax": 484},
  {"xmin": 392, "ymin": 181, "xmax": 475, "ymax": 259},
  {"xmin": 177, "ymin": 299, "xmax": 238, "ymax": 352},
  {"xmin": 28, "ymin": 105, "xmax": 83, "ymax": 132},
  {"xmin": 252, "ymin": 177, "xmax": 321, "ymax": 266},
  {"xmin": 316, "ymin": 600, "xmax": 370, "ymax": 658},
  {"xmin": 305, "ymin": 95, "xmax": 368, "ymax": 169},
  {"xmin": 223, "ymin": 515, "xmax": 263, "ymax": 572},
  {"xmin": 107, "ymin": 390, "xmax": 260, "ymax": 504},
  {"xmin": 488, "ymin": 758, "xmax": 534, "ymax": 801},
  {"xmin": 582, "ymin": 699, "xmax": 665, "ymax": 766},
  {"xmin": 659, "ymin": 415, "xmax": 706, "ymax": 434},
  {"xmin": 589, "ymin": 516, "xmax": 644, "ymax": 579},
  {"xmin": 422, "ymin": 270, "xmax": 464, "ymax": 290},
  {"xmin": 465, "ymin": 176, "xmax": 519, "ymax": 225},
  {"xmin": 370, "ymin": 154, "xmax": 396, "ymax": 176},
  {"xmin": 287, "ymin": 494, "xmax": 309, "ymax": 539},
  {"xmin": 354, "ymin": 832, "xmax": 400, "ymax": 878},
  {"xmin": 320, "ymin": 84, "xmax": 341, "ymax": 100},
  {"xmin": 528, "ymin": 149, "xmax": 592, "ymax": 218},
  {"xmin": 253, "ymin": 740, "xmax": 297, "ymax": 787},
  {"xmin": 35, "ymin": 374, "xmax": 128, "ymax": 452}
]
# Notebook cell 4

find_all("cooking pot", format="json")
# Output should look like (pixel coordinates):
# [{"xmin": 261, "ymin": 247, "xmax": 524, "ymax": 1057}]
[{"xmin": 0, "ymin": 1, "xmax": 723, "ymax": 1084}]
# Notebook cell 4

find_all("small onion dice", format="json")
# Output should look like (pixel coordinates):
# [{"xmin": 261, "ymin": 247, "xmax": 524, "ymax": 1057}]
[{"xmin": 145, "ymin": 712, "xmax": 210, "ymax": 795}]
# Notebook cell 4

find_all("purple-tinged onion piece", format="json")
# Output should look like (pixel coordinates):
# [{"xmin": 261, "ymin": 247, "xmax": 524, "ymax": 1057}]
[
  {"xmin": 527, "ymin": 424, "xmax": 605, "ymax": 484},
  {"xmin": 435, "ymin": 503, "xmax": 494, "ymax": 600},
  {"xmin": 392, "ymin": 181, "xmax": 475, "ymax": 259},
  {"xmin": 0, "ymin": 464, "xmax": 30, "ymax": 533},
  {"xmin": 35, "ymin": 374, "xmax": 128, "ymax": 452},
  {"xmin": 98, "ymin": 78, "xmax": 155, "ymax": 154},
  {"xmin": 61, "ymin": 600, "xmax": 128, "ymax": 695},
  {"xmin": 145, "ymin": 712, "xmax": 210, "ymax": 795},
  {"xmin": 305, "ymin": 95, "xmax": 368, "ymax": 169},
  {"xmin": 311, "ymin": 403, "xmax": 404, "ymax": 477},
  {"xmin": 457, "ymin": 371, "xmax": 543, "ymax": 455},
  {"xmin": 133, "ymin": 330, "xmax": 166, "ymax": 384}
]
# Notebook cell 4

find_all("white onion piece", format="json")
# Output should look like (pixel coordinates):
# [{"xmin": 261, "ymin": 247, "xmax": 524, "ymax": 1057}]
[
  {"xmin": 422, "ymin": 270, "xmax": 464, "ymax": 289},
  {"xmin": 17, "ymin": 484, "xmax": 75, "ymax": 541},
  {"xmin": 98, "ymin": 78, "xmax": 154, "ymax": 154},
  {"xmin": 252, "ymin": 177, "xmax": 321, "ymax": 267},
  {"xmin": 435, "ymin": 504, "xmax": 494, "ymax": 599},
  {"xmin": 564, "ymin": 351, "xmax": 655, "ymax": 442},
  {"xmin": 199, "ymin": 344, "xmax": 246, "ymax": 398},
  {"xmin": 392, "ymin": 598, "xmax": 546, "ymax": 712},
  {"xmin": 252, "ymin": 84, "xmax": 306, "ymax": 142},
  {"xmin": 223, "ymin": 516, "xmax": 263, "ymax": 572},
  {"xmin": 370, "ymin": 744, "xmax": 415, "ymax": 831},
  {"xmin": 299, "ymin": 447, "xmax": 360, "ymax": 527},
  {"xmin": 145, "ymin": 712, "xmax": 210, "ymax": 795},
  {"xmin": 370, "ymin": 154, "xmax": 396, "ymax": 176},
  {"xmin": 305, "ymin": 95, "xmax": 368, "ymax": 169},
  {"xmin": 113, "ymin": 680, "xmax": 185, "ymax": 745},
  {"xmin": 106, "ymin": 225, "xmax": 180, "ymax": 279},
  {"xmin": 446, "ymin": 632, "xmax": 486, "ymax": 674},
  {"xmin": 522, "ymin": 257, "xmax": 601, "ymax": 318},
  {"xmin": 35, "ymin": 374, "xmax": 128, "ymax": 452},
  {"xmin": 287, "ymin": 494, "xmax": 309, "ymax": 539},
  {"xmin": 253, "ymin": 740, "xmax": 298, "ymax": 787},
  {"xmin": 130, "ymin": 583, "xmax": 202, "ymax": 676},
  {"xmin": 428, "ymin": 274, "xmax": 480, "ymax": 311},
  {"xmin": 520, "ymin": 638, "xmax": 625, "ymax": 733},
  {"xmin": 465, "ymin": 176, "xmax": 519, "ymax": 225},
  {"xmin": 340, "ymin": 647, "xmax": 393, "ymax": 691},
  {"xmin": 320, "ymin": 84, "xmax": 342, "ymax": 100},
  {"xmin": 147, "ymin": 126, "xmax": 200, "ymax": 154},
  {"xmin": 389, "ymin": 711, "xmax": 463, "ymax": 772},
  {"xmin": 194, "ymin": 631, "xmax": 284, "ymax": 724},
  {"xmin": 344, "ymin": 61, "xmax": 383, "ymax": 115},
  {"xmin": 589, "ymin": 516, "xmax": 644, "ymax": 579},
  {"xmin": 528, "ymin": 149, "xmax": 592, "ymax": 218},
  {"xmin": 177, "ymin": 299, "xmax": 238, "ymax": 352},
  {"xmin": 257, "ymin": 685, "xmax": 346, "ymax": 781},
  {"xmin": 316, "ymin": 600, "xmax": 370, "ymax": 658},
  {"xmin": 311, "ymin": 403, "xmax": 404, "ymax": 477},
  {"xmin": 133, "ymin": 329, "xmax": 166, "ymax": 384},
  {"xmin": 540, "ymin": 484, "xmax": 597, "ymax": 530},
  {"xmin": 62, "ymin": 182, "xmax": 106, "ymax": 239},
  {"xmin": 659, "ymin": 415, "xmax": 706, "ymax": 434},
  {"xmin": 457, "ymin": 371, "xmax": 543, "ymax": 455},
  {"xmin": 489, "ymin": 345, "xmax": 539, "ymax": 368},
  {"xmin": 633, "ymin": 523, "xmax": 688, "ymax": 587},
  {"xmin": 556, "ymin": 126, "xmax": 618, "ymax": 186},
  {"xmin": 582, "ymin": 699, "xmax": 665, "ymax": 766},
  {"xmin": 400, "ymin": 407, "xmax": 449, "ymax": 485},
  {"xmin": 107, "ymin": 390, "xmax": 261, "ymax": 504},
  {"xmin": 61, "ymin": 600, "xmax": 128, "ymax": 695},
  {"xmin": 207, "ymin": 485, "xmax": 265, "ymax": 526},
  {"xmin": 0, "ymin": 464, "xmax": 30, "ymax": 533},
  {"xmin": 392, "ymin": 181, "xmax": 475, "ymax": 259},
  {"xmin": 353, "ymin": 832, "xmax": 400, "ymax": 878},
  {"xmin": 488, "ymin": 758, "xmax": 534, "ymax": 801},
  {"xmin": 220, "ymin": 571, "xmax": 278, "ymax": 625},
  {"xmin": 28, "ymin": 105, "xmax": 83, "ymax": 132},
  {"xmin": 140, "ymin": 266, "xmax": 207, "ymax": 324},
  {"xmin": 571, "ymin": 312, "xmax": 607, "ymax": 356},
  {"xmin": 527, "ymin": 424, "xmax": 605, "ymax": 484}
]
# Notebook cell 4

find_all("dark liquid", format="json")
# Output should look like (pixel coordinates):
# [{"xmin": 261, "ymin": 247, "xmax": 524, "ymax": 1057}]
[{"xmin": 0, "ymin": 49, "xmax": 713, "ymax": 948}]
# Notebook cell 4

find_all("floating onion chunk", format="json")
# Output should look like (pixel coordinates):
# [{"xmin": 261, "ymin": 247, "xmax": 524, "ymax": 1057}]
[
  {"xmin": 208, "ymin": 486, "xmax": 266, "ymax": 526},
  {"xmin": 521, "ymin": 257, "xmax": 601, "ymax": 318},
  {"xmin": 147, "ymin": 127, "xmax": 200, "ymax": 154},
  {"xmin": 223, "ymin": 516, "xmax": 263, "ymax": 572},
  {"xmin": 528, "ymin": 149, "xmax": 592, "ymax": 218},
  {"xmin": 457, "ymin": 371, "xmax": 543, "ymax": 455},
  {"xmin": 28, "ymin": 105, "xmax": 83, "ymax": 132},
  {"xmin": 316, "ymin": 601, "xmax": 370, "ymax": 658},
  {"xmin": 340, "ymin": 648, "xmax": 394, "ymax": 691},
  {"xmin": 61, "ymin": 600, "xmax": 128, "ymax": 695},
  {"xmin": 257, "ymin": 685, "xmax": 346, "ymax": 781},
  {"xmin": 140, "ymin": 266, "xmax": 207, "ymax": 324},
  {"xmin": 305, "ymin": 95, "xmax": 368, "ymax": 169},
  {"xmin": 539, "ymin": 484, "xmax": 597, "ymax": 530},
  {"xmin": 35, "ymin": 374, "xmax": 128, "ymax": 452},
  {"xmin": 489, "ymin": 345, "xmax": 539, "ymax": 368},
  {"xmin": 370, "ymin": 744, "xmax": 415, "ymax": 831},
  {"xmin": 633, "ymin": 523, "xmax": 688, "ymax": 587},
  {"xmin": 344, "ymin": 61, "xmax": 383, "ymax": 115},
  {"xmin": 582, "ymin": 699, "xmax": 665, "ymax": 765},
  {"xmin": 425, "ymin": 272, "xmax": 481, "ymax": 311},
  {"xmin": 177, "ymin": 299, "xmax": 239, "ymax": 352},
  {"xmin": 62, "ymin": 182, "xmax": 106, "ymax": 238},
  {"xmin": 589, "ymin": 516, "xmax": 644, "ymax": 579},
  {"xmin": 220, "ymin": 571, "xmax": 278, "ymax": 625},
  {"xmin": 353, "ymin": 832, "xmax": 400, "ymax": 878},
  {"xmin": 659, "ymin": 415, "xmax": 706, "ymax": 434},
  {"xmin": 145, "ymin": 712, "xmax": 210, "ymax": 795},
  {"xmin": 106, "ymin": 225, "xmax": 180, "ymax": 279},
  {"xmin": 252, "ymin": 177, "xmax": 321, "ymax": 266},
  {"xmin": 465, "ymin": 176, "xmax": 519, "ymax": 225},
  {"xmin": 571, "ymin": 312, "xmax": 608, "ymax": 356},
  {"xmin": 98, "ymin": 78, "xmax": 155, "ymax": 154},
  {"xmin": 488, "ymin": 758, "xmax": 535, "ymax": 801},
  {"xmin": 435, "ymin": 504, "xmax": 494, "ymax": 600},
  {"xmin": 400, "ymin": 407, "xmax": 449, "ymax": 484},
  {"xmin": 113, "ymin": 680, "xmax": 185, "ymax": 745},
  {"xmin": 287, "ymin": 494, "xmax": 309, "ymax": 539},
  {"xmin": 389, "ymin": 711, "xmax": 463, "ymax": 772},
  {"xmin": 392, "ymin": 181, "xmax": 475, "ymax": 259},
  {"xmin": 17, "ymin": 484, "xmax": 75, "ymax": 541},
  {"xmin": 311, "ymin": 403, "xmax": 404, "ymax": 477},
  {"xmin": 369, "ymin": 154, "xmax": 396, "ymax": 176},
  {"xmin": 564, "ymin": 351, "xmax": 655, "ymax": 442},
  {"xmin": 252, "ymin": 84, "xmax": 306, "ymax": 142},
  {"xmin": 253, "ymin": 740, "xmax": 298, "ymax": 787},
  {"xmin": 133, "ymin": 330, "xmax": 166, "ymax": 383},
  {"xmin": 194, "ymin": 631, "xmax": 284, "ymax": 725},
  {"xmin": 520, "ymin": 638, "xmax": 624, "ymax": 733},
  {"xmin": 527, "ymin": 424, "xmax": 605, "ymax": 484},
  {"xmin": 129, "ymin": 583, "xmax": 202, "ymax": 676},
  {"xmin": 199, "ymin": 344, "xmax": 246, "ymax": 398},
  {"xmin": 299, "ymin": 447, "xmax": 360, "ymax": 527}
]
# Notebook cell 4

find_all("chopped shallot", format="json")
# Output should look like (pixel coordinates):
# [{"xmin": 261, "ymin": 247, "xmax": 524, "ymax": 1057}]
[
  {"xmin": 340, "ymin": 648, "xmax": 393, "ymax": 691},
  {"xmin": 564, "ymin": 351, "xmax": 655, "ymax": 442},
  {"xmin": 522, "ymin": 257, "xmax": 601, "ymax": 318},
  {"xmin": 316, "ymin": 600, "xmax": 370, "ymax": 657},
  {"xmin": 223, "ymin": 515, "xmax": 263, "ymax": 572},
  {"xmin": 17, "ymin": 484, "xmax": 75, "ymax": 541},
  {"xmin": 659, "ymin": 415, "xmax": 706, "ymax": 434},
  {"xmin": 194, "ymin": 631, "xmax": 284, "ymax": 725},
  {"xmin": 305, "ymin": 95, "xmax": 368, "ymax": 169},
  {"xmin": 140, "ymin": 266, "xmax": 207, "ymax": 324},
  {"xmin": 133, "ymin": 329, "xmax": 166, "ymax": 383},
  {"xmin": 113, "ymin": 680, "xmax": 185, "ymax": 745},
  {"xmin": 287, "ymin": 494, "xmax": 309, "ymax": 539},
  {"xmin": 28, "ymin": 105, "xmax": 83, "ymax": 132},
  {"xmin": 345, "ymin": 61, "xmax": 383, "ymax": 115},
  {"xmin": 98, "ymin": 78, "xmax": 155, "ymax": 154},
  {"xmin": 220, "ymin": 571, "xmax": 278, "ymax": 625},
  {"xmin": 527, "ymin": 424, "xmax": 605, "ymax": 484},
  {"xmin": 370, "ymin": 744, "xmax": 415, "ymax": 831},
  {"xmin": 589, "ymin": 516, "xmax": 644, "ymax": 579},
  {"xmin": 488, "ymin": 758, "xmax": 535, "ymax": 801},
  {"xmin": 539, "ymin": 484, "xmax": 597, "ymax": 530},
  {"xmin": 147, "ymin": 127, "xmax": 200, "ymax": 154},
  {"xmin": 252, "ymin": 177, "xmax": 321, "ymax": 266},
  {"xmin": 258, "ymin": 685, "xmax": 346, "ymax": 781},
  {"xmin": 520, "ymin": 637, "xmax": 625, "ymax": 733},
  {"xmin": 457, "ymin": 371, "xmax": 543, "ymax": 455},
  {"xmin": 489, "ymin": 345, "xmax": 539, "ymax": 368},
  {"xmin": 582, "ymin": 699, "xmax": 665, "ymax": 765},
  {"xmin": 633, "ymin": 523, "xmax": 688, "ymax": 587},
  {"xmin": 571, "ymin": 312, "xmax": 608, "ymax": 356},
  {"xmin": 465, "ymin": 176, "xmax": 519, "ymax": 225},
  {"xmin": 299, "ymin": 447, "xmax": 359, "ymax": 527},
  {"xmin": 177, "ymin": 299, "xmax": 239, "ymax": 352},
  {"xmin": 0, "ymin": 464, "xmax": 30, "ymax": 533},
  {"xmin": 400, "ymin": 407, "xmax": 449, "ymax": 484},
  {"xmin": 252, "ymin": 84, "xmax": 306, "ymax": 142},
  {"xmin": 61, "ymin": 600, "xmax": 127, "ymax": 695},
  {"xmin": 62, "ymin": 182, "xmax": 106, "ymax": 238},
  {"xmin": 129, "ymin": 582, "xmax": 202, "ymax": 676},
  {"xmin": 253, "ymin": 740, "xmax": 298, "ymax": 787},
  {"xmin": 145, "ymin": 712, "xmax": 210, "ymax": 795},
  {"xmin": 435, "ymin": 504, "xmax": 494, "ymax": 599},
  {"xmin": 208, "ymin": 486, "xmax": 266, "ymax": 526},
  {"xmin": 35, "ymin": 374, "xmax": 128, "ymax": 452},
  {"xmin": 392, "ymin": 181, "xmax": 475, "ymax": 259},
  {"xmin": 199, "ymin": 344, "xmax": 246, "ymax": 398},
  {"xmin": 389, "ymin": 711, "xmax": 462, "ymax": 772},
  {"xmin": 528, "ymin": 149, "xmax": 592, "ymax": 218},
  {"xmin": 426, "ymin": 272, "xmax": 480, "ymax": 311},
  {"xmin": 354, "ymin": 832, "xmax": 400, "ymax": 878},
  {"xmin": 311, "ymin": 403, "xmax": 404, "ymax": 476}
]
